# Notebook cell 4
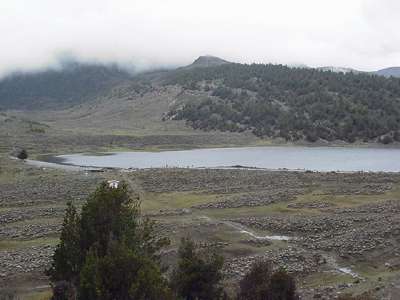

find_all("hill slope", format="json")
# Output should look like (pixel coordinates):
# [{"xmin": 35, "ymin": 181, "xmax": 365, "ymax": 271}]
[
  {"xmin": 2, "ymin": 57, "xmax": 400, "ymax": 144},
  {"xmin": 165, "ymin": 61, "xmax": 400, "ymax": 143},
  {"xmin": 0, "ymin": 62, "xmax": 132, "ymax": 109}
]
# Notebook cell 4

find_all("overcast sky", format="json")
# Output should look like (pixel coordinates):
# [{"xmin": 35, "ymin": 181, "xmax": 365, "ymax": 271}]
[{"xmin": 1, "ymin": 0, "xmax": 399, "ymax": 76}]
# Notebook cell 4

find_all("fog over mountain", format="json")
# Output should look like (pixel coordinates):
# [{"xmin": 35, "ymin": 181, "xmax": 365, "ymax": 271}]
[{"xmin": 1, "ymin": 0, "xmax": 400, "ymax": 77}]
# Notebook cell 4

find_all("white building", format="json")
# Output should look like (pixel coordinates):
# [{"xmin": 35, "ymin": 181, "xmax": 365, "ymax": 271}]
[{"xmin": 107, "ymin": 180, "xmax": 120, "ymax": 189}]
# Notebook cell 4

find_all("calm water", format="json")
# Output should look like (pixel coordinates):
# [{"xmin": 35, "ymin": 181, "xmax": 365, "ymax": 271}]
[{"xmin": 53, "ymin": 146, "xmax": 400, "ymax": 172}]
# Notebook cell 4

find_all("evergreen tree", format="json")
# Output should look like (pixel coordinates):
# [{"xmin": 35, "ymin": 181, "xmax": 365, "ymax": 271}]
[
  {"xmin": 171, "ymin": 238, "xmax": 224, "ymax": 300},
  {"xmin": 47, "ymin": 182, "xmax": 170, "ymax": 300},
  {"xmin": 47, "ymin": 202, "xmax": 80, "ymax": 284}
]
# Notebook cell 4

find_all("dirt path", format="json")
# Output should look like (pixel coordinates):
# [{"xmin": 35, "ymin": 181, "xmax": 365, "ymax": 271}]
[{"xmin": 199, "ymin": 215, "xmax": 360, "ymax": 278}]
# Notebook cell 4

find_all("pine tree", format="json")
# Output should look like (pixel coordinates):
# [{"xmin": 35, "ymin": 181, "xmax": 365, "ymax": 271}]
[
  {"xmin": 47, "ymin": 182, "xmax": 171, "ymax": 300},
  {"xmin": 171, "ymin": 238, "xmax": 224, "ymax": 300},
  {"xmin": 47, "ymin": 202, "xmax": 80, "ymax": 284}
]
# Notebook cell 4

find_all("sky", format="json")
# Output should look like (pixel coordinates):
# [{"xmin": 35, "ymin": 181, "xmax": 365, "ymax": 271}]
[{"xmin": 1, "ymin": 0, "xmax": 399, "ymax": 76}]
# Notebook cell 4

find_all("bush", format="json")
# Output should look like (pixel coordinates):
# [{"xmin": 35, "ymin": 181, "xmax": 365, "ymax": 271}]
[
  {"xmin": 171, "ymin": 238, "xmax": 225, "ymax": 300},
  {"xmin": 237, "ymin": 260, "xmax": 297, "ymax": 300},
  {"xmin": 16, "ymin": 149, "xmax": 28, "ymax": 160},
  {"xmin": 379, "ymin": 134, "xmax": 393, "ymax": 144}
]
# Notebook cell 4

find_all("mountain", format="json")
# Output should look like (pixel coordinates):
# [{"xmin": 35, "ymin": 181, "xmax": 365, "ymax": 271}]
[
  {"xmin": 0, "ymin": 62, "xmax": 132, "ymax": 109},
  {"xmin": 187, "ymin": 55, "xmax": 230, "ymax": 68},
  {"xmin": 165, "ymin": 60, "xmax": 400, "ymax": 144},
  {"xmin": 374, "ymin": 67, "xmax": 400, "ymax": 78},
  {"xmin": 2, "ymin": 55, "xmax": 400, "ymax": 144}
]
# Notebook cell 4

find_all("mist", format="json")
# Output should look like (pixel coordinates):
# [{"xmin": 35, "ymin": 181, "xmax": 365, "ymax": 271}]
[{"xmin": 1, "ymin": 0, "xmax": 400, "ymax": 77}]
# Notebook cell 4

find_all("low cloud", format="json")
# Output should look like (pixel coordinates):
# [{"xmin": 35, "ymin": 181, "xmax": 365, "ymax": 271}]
[{"xmin": 0, "ymin": 0, "xmax": 399, "ymax": 77}]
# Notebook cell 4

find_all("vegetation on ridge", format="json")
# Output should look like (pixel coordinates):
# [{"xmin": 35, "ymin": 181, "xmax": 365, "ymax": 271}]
[
  {"xmin": 166, "ymin": 63, "xmax": 400, "ymax": 143},
  {"xmin": 0, "ymin": 63, "xmax": 131, "ymax": 109}
]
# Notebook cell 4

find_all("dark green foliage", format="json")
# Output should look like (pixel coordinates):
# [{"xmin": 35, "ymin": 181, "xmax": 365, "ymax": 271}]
[
  {"xmin": 166, "ymin": 63, "xmax": 400, "ymax": 143},
  {"xmin": 47, "ymin": 182, "xmax": 170, "ymax": 300},
  {"xmin": 237, "ymin": 260, "xmax": 297, "ymax": 300},
  {"xmin": 269, "ymin": 270, "xmax": 297, "ymax": 300},
  {"xmin": 16, "ymin": 149, "xmax": 28, "ymax": 160},
  {"xmin": 171, "ymin": 238, "xmax": 224, "ymax": 300},
  {"xmin": 78, "ymin": 183, "xmax": 140, "ymax": 257},
  {"xmin": 47, "ymin": 202, "xmax": 81, "ymax": 283},
  {"xmin": 0, "ymin": 63, "xmax": 131, "ymax": 109},
  {"xmin": 79, "ymin": 242, "xmax": 171, "ymax": 300}
]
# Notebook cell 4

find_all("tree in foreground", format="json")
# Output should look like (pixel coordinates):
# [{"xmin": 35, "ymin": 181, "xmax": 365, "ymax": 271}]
[
  {"xmin": 171, "ymin": 238, "xmax": 225, "ymax": 300},
  {"xmin": 237, "ymin": 260, "xmax": 297, "ymax": 300},
  {"xmin": 47, "ymin": 181, "xmax": 171, "ymax": 300}
]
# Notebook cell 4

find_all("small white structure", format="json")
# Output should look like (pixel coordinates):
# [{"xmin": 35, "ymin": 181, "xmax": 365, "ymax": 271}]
[{"xmin": 107, "ymin": 180, "xmax": 120, "ymax": 189}]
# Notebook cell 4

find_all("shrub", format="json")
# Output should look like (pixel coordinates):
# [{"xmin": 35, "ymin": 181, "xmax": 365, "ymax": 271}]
[
  {"xmin": 171, "ymin": 238, "xmax": 225, "ymax": 300},
  {"xmin": 237, "ymin": 260, "xmax": 298, "ymax": 300},
  {"xmin": 16, "ymin": 149, "xmax": 28, "ymax": 160},
  {"xmin": 379, "ymin": 134, "xmax": 393, "ymax": 144}
]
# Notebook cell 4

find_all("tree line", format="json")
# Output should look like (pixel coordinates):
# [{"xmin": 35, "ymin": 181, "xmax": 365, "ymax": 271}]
[
  {"xmin": 0, "ymin": 63, "xmax": 131, "ymax": 109},
  {"xmin": 166, "ymin": 63, "xmax": 400, "ymax": 143}
]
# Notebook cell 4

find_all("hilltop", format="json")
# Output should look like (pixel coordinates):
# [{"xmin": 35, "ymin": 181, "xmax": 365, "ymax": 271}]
[{"xmin": 187, "ymin": 55, "xmax": 230, "ymax": 68}]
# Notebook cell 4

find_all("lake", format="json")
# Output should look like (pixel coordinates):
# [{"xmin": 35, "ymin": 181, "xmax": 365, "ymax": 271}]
[{"xmin": 49, "ymin": 146, "xmax": 400, "ymax": 172}]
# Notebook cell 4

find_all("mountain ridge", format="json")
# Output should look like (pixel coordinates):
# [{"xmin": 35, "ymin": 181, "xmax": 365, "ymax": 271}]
[
  {"xmin": 2, "ymin": 55, "xmax": 400, "ymax": 144},
  {"xmin": 375, "ymin": 67, "xmax": 400, "ymax": 78}
]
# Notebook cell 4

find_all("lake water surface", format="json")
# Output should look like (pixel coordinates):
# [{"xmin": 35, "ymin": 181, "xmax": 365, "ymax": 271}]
[{"xmin": 52, "ymin": 146, "xmax": 400, "ymax": 172}]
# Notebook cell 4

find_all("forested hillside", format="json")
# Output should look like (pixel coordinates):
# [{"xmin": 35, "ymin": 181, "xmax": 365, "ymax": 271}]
[
  {"xmin": 0, "ymin": 63, "xmax": 131, "ymax": 109},
  {"xmin": 2, "ymin": 56, "xmax": 400, "ymax": 144},
  {"xmin": 166, "ymin": 63, "xmax": 400, "ymax": 143}
]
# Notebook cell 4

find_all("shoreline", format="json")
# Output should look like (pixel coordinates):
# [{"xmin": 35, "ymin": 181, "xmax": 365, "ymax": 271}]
[
  {"xmin": 24, "ymin": 158, "xmax": 400, "ymax": 175},
  {"xmin": 24, "ymin": 144, "xmax": 400, "ymax": 174}
]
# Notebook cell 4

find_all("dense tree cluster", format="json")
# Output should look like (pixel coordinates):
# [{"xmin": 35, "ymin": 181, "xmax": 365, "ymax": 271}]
[
  {"xmin": 166, "ymin": 63, "xmax": 400, "ymax": 143},
  {"xmin": 0, "ymin": 63, "xmax": 131, "ymax": 109}
]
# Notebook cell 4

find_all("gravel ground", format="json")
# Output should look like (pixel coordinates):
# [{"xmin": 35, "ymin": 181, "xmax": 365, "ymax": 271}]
[{"xmin": 2, "ymin": 159, "xmax": 400, "ymax": 298}]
